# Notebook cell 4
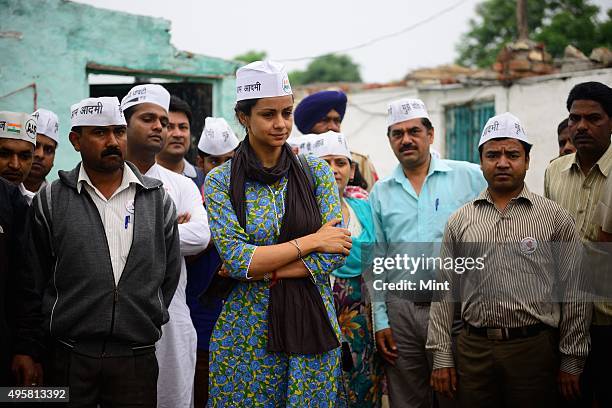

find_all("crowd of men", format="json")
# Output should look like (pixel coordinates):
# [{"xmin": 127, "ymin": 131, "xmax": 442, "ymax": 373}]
[{"xmin": 0, "ymin": 78, "xmax": 611, "ymax": 408}]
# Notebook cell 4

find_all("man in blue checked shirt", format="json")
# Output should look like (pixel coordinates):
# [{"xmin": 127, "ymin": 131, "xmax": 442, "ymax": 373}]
[{"xmin": 368, "ymin": 98, "xmax": 486, "ymax": 408}]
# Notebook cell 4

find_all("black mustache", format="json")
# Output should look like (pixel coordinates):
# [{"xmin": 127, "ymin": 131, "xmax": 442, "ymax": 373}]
[
  {"xmin": 400, "ymin": 145, "xmax": 416, "ymax": 152},
  {"xmin": 101, "ymin": 147, "xmax": 123, "ymax": 157}
]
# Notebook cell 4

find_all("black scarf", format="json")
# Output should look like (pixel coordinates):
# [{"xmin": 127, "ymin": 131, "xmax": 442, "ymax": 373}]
[{"xmin": 230, "ymin": 136, "xmax": 339, "ymax": 354}]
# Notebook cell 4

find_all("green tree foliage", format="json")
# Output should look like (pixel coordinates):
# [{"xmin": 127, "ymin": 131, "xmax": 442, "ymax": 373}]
[
  {"xmin": 234, "ymin": 50, "xmax": 267, "ymax": 64},
  {"xmin": 456, "ymin": 0, "xmax": 612, "ymax": 68},
  {"xmin": 290, "ymin": 54, "xmax": 362, "ymax": 85}
]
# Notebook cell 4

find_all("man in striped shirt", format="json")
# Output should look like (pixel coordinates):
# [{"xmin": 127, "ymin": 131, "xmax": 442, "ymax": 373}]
[
  {"xmin": 427, "ymin": 112, "xmax": 591, "ymax": 407},
  {"xmin": 544, "ymin": 81, "xmax": 612, "ymax": 406}
]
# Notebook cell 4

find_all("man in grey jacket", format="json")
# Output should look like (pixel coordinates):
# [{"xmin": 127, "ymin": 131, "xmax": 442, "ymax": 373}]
[{"xmin": 13, "ymin": 96, "xmax": 181, "ymax": 407}]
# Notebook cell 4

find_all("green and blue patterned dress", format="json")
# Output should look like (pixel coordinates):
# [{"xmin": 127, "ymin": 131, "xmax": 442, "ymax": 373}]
[{"xmin": 204, "ymin": 155, "xmax": 346, "ymax": 407}]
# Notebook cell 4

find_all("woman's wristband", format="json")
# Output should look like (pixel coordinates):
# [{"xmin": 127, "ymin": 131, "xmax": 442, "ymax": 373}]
[{"xmin": 289, "ymin": 239, "xmax": 303, "ymax": 260}]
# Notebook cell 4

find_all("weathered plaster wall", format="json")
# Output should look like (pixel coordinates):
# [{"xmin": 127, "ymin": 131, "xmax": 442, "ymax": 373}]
[
  {"xmin": 0, "ymin": 0, "xmax": 240, "ymax": 174},
  {"xmin": 419, "ymin": 68, "xmax": 612, "ymax": 194},
  {"xmin": 338, "ymin": 69, "xmax": 611, "ymax": 195}
]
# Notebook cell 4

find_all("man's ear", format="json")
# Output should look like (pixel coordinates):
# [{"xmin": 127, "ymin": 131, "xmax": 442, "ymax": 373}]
[{"xmin": 69, "ymin": 131, "xmax": 81, "ymax": 152}]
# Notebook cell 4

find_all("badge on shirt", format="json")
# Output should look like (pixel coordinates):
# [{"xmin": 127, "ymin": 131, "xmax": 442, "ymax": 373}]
[
  {"xmin": 125, "ymin": 200, "xmax": 135, "ymax": 214},
  {"xmin": 520, "ymin": 237, "xmax": 537, "ymax": 254}
]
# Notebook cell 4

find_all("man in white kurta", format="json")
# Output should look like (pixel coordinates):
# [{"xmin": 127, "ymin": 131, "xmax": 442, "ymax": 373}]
[
  {"xmin": 146, "ymin": 163, "xmax": 208, "ymax": 408},
  {"xmin": 122, "ymin": 84, "xmax": 210, "ymax": 408}
]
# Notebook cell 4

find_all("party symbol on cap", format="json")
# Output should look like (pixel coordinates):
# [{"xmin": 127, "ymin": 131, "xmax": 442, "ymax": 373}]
[
  {"xmin": 282, "ymin": 78, "xmax": 291, "ymax": 94},
  {"xmin": 25, "ymin": 119, "xmax": 37, "ymax": 140}
]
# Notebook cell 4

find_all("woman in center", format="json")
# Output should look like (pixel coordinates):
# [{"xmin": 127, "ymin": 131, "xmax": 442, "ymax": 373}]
[{"xmin": 204, "ymin": 60, "xmax": 352, "ymax": 407}]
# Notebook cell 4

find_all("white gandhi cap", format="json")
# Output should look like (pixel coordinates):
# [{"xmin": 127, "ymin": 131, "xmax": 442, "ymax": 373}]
[
  {"xmin": 71, "ymin": 97, "xmax": 126, "ymax": 128},
  {"xmin": 198, "ymin": 117, "xmax": 239, "ymax": 156},
  {"xmin": 308, "ymin": 131, "xmax": 352, "ymax": 160},
  {"xmin": 33, "ymin": 109, "xmax": 59, "ymax": 144},
  {"xmin": 236, "ymin": 60, "xmax": 292, "ymax": 102},
  {"xmin": 0, "ymin": 111, "xmax": 37, "ymax": 146},
  {"xmin": 387, "ymin": 98, "xmax": 430, "ymax": 127},
  {"xmin": 121, "ymin": 84, "xmax": 171, "ymax": 112},
  {"xmin": 478, "ymin": 112, "xmax": 532, "ymax": 147}
]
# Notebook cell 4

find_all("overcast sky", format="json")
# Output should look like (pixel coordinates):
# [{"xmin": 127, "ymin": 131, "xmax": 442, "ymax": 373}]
[{"xmin": 74, "ymin": 0, "xmax": 610, "ymax": 83}]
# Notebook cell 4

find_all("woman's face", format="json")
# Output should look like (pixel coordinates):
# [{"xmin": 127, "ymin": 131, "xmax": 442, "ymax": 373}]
[
  {"xmin": 240, "ymin": 95, "xmax": 294, "ymax": 151},
  {"xmin": 321, "ymin": 154, "xmax": 354, "ymax": 196}
]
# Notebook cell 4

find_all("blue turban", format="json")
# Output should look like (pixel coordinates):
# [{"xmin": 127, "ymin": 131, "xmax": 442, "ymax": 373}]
[{"xmin": 294, "ymin": 90, "xmax": 347, "ymax": 134}]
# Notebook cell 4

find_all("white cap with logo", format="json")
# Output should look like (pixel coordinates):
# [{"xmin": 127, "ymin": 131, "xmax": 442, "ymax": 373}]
[
  {"xmin": 121, "ymin": 84, "xmax": 171, "ymax": 112},
  {"xmin": 387, "ymin": 98, "xmax": 430, "ymax": 127},
  {"xmin": 71, "ymin": 97, "xmax": 126, "ymax": 128},
  {"xmin": 236, "ymin": 60, "xmax": 292, "ymax": 102},
  {"xmin": 33, "ymin": 109, "xmax": 59, "ymax": 144},
  {"xmin": 0, "ymin": 111, "xmax": 37, "ymax": 146},
  {"xmin": 478, "ymin": 112, "xmax": 532, "ymax": 147},
  {"xmin": 198, "ymin": 117, "xmax": 239, "ymax": 156},
  {"xmin": 308, "ymin": 131, "xmax": 352, "ymax": 160}
]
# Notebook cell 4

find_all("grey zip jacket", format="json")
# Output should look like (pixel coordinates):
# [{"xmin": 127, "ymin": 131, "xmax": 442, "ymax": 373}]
[{"xmin": 19, "ymin": 162, "xmax": 181, "ymax": 356}]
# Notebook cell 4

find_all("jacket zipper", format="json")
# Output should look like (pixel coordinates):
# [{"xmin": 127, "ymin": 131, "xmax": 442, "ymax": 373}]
[{"xmin": 82, "ymin": 191, "xmax": 119, "ymax": 356}]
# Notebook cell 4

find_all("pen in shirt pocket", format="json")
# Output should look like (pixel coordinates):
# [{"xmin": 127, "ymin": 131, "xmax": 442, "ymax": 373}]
[
  {"xmin": 435, "ymin": 198, "xmax": 439, "ymax": 212},
  {"xmin": 124, "ymin": 215, "xmax": 131, "ymax": 229}
]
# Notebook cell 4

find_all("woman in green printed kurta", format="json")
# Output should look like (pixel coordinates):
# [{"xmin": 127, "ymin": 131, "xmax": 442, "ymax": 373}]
[
  {"xmin": 310, "ymin": 131, "xmax": 384, "ymax": 407},
  {"xmin": 204, "ymin": 60, "xmax": 352, "ymax": 407}
]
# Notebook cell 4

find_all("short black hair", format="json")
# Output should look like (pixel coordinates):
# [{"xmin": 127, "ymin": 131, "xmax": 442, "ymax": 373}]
[
  {"xmin": 478, "ymin": 138, "xmax": 532, "ymax": 158},
  {"xmin": 169, "ymin": 95, "xmax": 192, "ymax": 123},
  {"xmin": 557, "ymin": 118, "xmax": 569, "ymax": 136},
  {"xmin": 123, "ymin": 106, "xmax": 136, "ymax": 125},
  {"xmin": 566, "ymin": 81, "xmax": 612, "ymax": 117},
  {"xmin": 386, "ymin": 118, "xmax": 434, "ymax": 136},
  {"xmin": 70, "ymin": 126, "xmax": 82, "ymax": 135}
]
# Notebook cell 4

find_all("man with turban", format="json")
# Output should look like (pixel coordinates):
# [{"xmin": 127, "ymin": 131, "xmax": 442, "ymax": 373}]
[{"xmin": 294, "ymin": 90, "xmax": 378, "ymax": 194}]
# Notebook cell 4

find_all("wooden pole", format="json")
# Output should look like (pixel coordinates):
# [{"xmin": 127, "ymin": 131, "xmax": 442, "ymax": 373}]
[{"xmin": 516, "ymin": 0, "xmax": 529, "ymax": 40}]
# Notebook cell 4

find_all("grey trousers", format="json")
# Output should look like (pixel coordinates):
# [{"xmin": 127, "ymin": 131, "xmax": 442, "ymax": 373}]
[{"xmin": 385, "ymin": 299, "xmax": 457, "ymax": 408}]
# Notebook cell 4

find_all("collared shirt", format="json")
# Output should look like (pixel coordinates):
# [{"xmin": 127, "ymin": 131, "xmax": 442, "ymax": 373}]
[
  {"xmin": 545, "ymin": 144, "xmax": 612, "ymax": 324},
  {"xmin": 77, "ymin": 164, "xmax": 142, "ymax": 284},
  {"xmin": 369, "ymin": 155, "xmax": 487, "ymax": 330},
  {"xmin": 26, "ymin": 179, "xmax": 48, "ymax": 193},
  {"xmin": 182, "ymin": 159, "xmax": 197, "ymax": 179},
  {"xmin": 24, "ymin": 179, "xmax": 47, "ymax": 195},
  {"xmin": 426, "ymin": 185, "xmax": 591, "ymax": 375},
  {"xmin": 18, "ymin": 183, "xmax": 35, "ymax": 206},
  {"xmin": 594, "ymin": 175, "xmax": 612, "ymax": 233}
]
